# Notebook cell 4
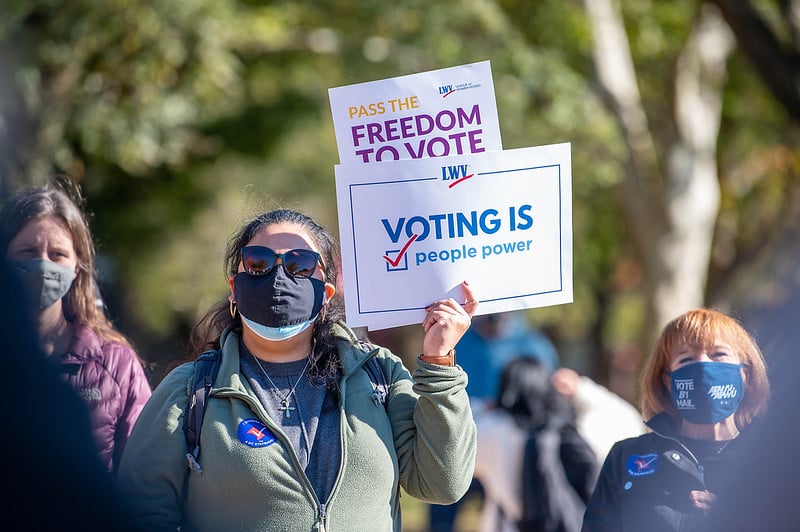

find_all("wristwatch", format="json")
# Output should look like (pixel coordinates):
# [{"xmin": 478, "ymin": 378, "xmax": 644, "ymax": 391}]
[{"xmin": 419, "ymin": 349, "xmax": 456, "ymax": 367}]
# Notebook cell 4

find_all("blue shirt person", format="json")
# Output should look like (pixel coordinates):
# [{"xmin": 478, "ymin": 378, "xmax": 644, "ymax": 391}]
[{"xmin": 457, "ymin": 311, "xmax": 558, "ymax": 408}]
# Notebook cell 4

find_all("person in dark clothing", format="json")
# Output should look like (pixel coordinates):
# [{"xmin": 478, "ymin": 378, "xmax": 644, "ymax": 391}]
[
  {"xmin": 582, "ymin": 308, "xmax": 770, "ymax": 532},
  {"xmin": 701, "ymin": 292, "xmax": 800, "ymax": 532},
  {"xmin": 474, "ymin": 356, "xmax": 597, "ymax": 532},
  {"xmin": 0, "ymin": 255, "xmax": 139, "ymax": 531}
]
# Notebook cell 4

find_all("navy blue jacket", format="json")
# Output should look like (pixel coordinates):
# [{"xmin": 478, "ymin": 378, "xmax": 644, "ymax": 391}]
[{"xmin": 582, "ymin": 413, "xmax": 750, "ymax": 532}]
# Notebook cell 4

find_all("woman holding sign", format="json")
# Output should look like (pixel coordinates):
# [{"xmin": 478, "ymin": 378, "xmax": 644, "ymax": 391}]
[
  {"xmin": 118, "ymin": 208, "xmax": 478, "ymax": 531},
  {"xmin": 582, "ymin": 308, "xmax": 770, "ymax": 532}
]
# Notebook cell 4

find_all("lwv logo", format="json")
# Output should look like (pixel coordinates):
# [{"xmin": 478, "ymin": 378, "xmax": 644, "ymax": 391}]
[
  {"xmin": 442, "ymin": 164, "xmax": 468, "ymax": 180},
  {"xmin": 438, "ymin": 84, "xmax": 455, "ymax": 97},
  {"xmin": 441, "ymin": 164, "xmax": 474, "ymax": 188}
]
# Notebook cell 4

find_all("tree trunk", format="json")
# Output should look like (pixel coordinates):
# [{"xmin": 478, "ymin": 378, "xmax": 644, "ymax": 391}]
[
  {"xmin": 0, "ymin": 44, "xmax": 38, "ymax": 197},
  {"xmin": 584, "ymin": 0, "xmax": 734, "ymax": 371}
]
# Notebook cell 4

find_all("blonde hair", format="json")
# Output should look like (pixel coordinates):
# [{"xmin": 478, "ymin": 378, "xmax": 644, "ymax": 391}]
[{"xmin": 640, "ymin": 308, "xmax": 769, "ymax": 429}]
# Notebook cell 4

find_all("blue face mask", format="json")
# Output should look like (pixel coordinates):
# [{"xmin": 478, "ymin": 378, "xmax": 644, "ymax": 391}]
[
  {"xmin": 241, "ymin": 314, "xmax": 316, "ymax": 341},
  {"xmin": 669, "ymin": 361, "xmax": 744, "ymax": 424}
]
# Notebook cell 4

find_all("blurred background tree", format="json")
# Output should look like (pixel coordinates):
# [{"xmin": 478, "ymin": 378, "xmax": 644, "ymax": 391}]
[{"xmin": 1, "ymin": 0, "xmax": 798, "ymax": 401}]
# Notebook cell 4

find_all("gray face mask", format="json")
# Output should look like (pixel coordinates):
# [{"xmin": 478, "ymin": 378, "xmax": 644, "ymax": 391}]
[{"xmin": 13, "ymin": 258, "xmax": 76, "ymax": 310}]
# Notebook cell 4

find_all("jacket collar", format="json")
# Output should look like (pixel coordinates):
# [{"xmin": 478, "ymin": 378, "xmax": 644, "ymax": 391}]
[
  {"xmin": 644, "ymin": 412, "xmax": 684, "ymax": 439},
  {"xmin": 646, "ymin": 411, "xmax": 753, "ymax": 449},
  {"xmin": 60, "ymin": 322, "xmax": 104, "ymax": 364},
  {"xmin": 332, "ymin": 322, "xmax": 377, "ymax": 377}
]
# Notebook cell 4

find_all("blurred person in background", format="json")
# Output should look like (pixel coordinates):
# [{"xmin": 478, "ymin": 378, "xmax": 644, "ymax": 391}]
[
  {"xmin": 0, "ymin": 177, "xmax": 152, "ymax": 477},
  {"xmin": 429, "ymin": 311, "xmax": 559, "ymax": 532},
  {"xmin": 700, "ymin": 292, "xmax": 800, "ymax": 531},
  {"xmin": 551, "ymin": 366, "xmax": 645, "ymax": 463},
  {"xmin": 0, "ymin": 253, "xmax": 138, "ymax": 531},
  {"xmin": 699, "ymin": 361, "xmax": 797, "ymax": 531},
  {"xmin": 474, "ymin": 356, "xmax": 598, "ymax": 532},
  {"xmin": 582, "ymin": 308, "xmax": 770, "ymax": 532},
  {"xmin": 458, "ymin": 311, "xmax": 559, "ymax": 414}
]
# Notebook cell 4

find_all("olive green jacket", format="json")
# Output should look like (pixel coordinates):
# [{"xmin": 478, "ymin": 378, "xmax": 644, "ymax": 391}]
[{"xmin": 117, "ymin": 324, "xmax": 476, "ymax": 531}]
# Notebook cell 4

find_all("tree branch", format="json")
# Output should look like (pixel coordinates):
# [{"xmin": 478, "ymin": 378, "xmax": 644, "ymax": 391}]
[{"xmin": 707, "ymin": 0, "xmax": 800, "ymax": 122}]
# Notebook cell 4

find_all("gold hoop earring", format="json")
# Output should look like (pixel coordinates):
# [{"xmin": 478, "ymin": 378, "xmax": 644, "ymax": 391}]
[{"xmin": 229, "ymin": 300, "xmax": 237, "ymax": 318}]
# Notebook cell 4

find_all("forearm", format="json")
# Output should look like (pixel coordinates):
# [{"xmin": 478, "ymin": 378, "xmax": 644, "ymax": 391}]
[{"xmin": 396, "ymin": 361, "xmax": 476, "ymax": 503}]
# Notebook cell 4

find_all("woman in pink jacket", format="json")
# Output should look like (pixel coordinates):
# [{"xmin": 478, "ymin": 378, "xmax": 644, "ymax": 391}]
[{"xmin": 0, "ymin": 178, "xmax": 152, "ymax": 476}]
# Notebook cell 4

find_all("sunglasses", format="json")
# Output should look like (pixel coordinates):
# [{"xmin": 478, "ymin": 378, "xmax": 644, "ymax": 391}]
[{"xmin": 241, "ymin": 246, "xmax": 323, "ymax": 278}]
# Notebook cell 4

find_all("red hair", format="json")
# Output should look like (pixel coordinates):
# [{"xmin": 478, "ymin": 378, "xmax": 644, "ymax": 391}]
[{"xmin": 640, "ymin": 308, "xmax": 769, "ymax": 429}]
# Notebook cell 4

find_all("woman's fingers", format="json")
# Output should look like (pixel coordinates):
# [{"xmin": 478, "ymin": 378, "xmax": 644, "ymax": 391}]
[
  {"xmin": 421, "ymin": 282, "xmax": 477, "ymax": 356},
  {"xmin": 460, "ymin": 281, "xmax": 478, "ymax": 317},
  {"xmin": 689, "ymin": 490, "xmax": 716, "ymax": 513},
  {"xmin": 423, "ymin": 282, "xmax": 477, "ymax": 320},
  {"xmin": 422, "ymin": 303, "xmax": 461, "ymax": 332},
  {"xmin": 423, "ymin": 296, "xmax": 468, "ymax": 331}
]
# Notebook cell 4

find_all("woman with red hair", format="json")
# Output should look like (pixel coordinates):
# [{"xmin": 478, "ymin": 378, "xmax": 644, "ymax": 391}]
[{"xmin": 582, "ymin": 308, "xmax": 770, "ymax": 532}]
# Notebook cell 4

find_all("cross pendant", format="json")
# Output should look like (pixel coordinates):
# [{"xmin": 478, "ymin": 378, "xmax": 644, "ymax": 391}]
[{"xmin": 279, "ymin": 398, "xmax": 296, "ymax": 419}]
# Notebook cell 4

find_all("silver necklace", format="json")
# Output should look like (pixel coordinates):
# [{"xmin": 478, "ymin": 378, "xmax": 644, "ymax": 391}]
[{"xmin": 251, "ymin": 354, "xmax": 311, "ymax": 419}]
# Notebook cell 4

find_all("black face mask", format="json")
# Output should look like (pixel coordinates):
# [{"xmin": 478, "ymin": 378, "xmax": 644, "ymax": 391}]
[{"xmin": 233, "ymin": 265, "xmax": 325, "ymax": 329}]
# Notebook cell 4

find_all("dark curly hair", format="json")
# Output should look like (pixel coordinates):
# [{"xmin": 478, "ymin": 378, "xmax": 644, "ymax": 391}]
[
  {"xmin": 497, "ymin": 357, "xmax": 574, "ymax": 432},
  {"xmin": 186, "ymin": 209, "xmax": 344, "ymax": 385}
]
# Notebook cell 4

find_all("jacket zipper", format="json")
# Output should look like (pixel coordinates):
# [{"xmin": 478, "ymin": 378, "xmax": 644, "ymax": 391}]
[
  {"xmin": 215, "ymin": 349, "xmax": 378, "ymax": 531},
  {"xmin": 316, "ymin": 503, "xmax": 328, "ymax": 531},
  {"xmin": 218, "ymin": 390, "xmax": 330, "ymax": 523},
  {"xmin": 311, "ymin": 361, "xmax": 369, "ymax": 531},
  {"xmin": 312, "ymin": 373, "xmax": 354, "ymax": 531},
  {"xmin": 648, "ymin": 427, "xmax": 707, "ymax": 488}
]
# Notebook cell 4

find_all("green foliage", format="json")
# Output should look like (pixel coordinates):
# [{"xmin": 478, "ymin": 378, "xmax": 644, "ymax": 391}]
[{"xmin": 3, "ymin": 0, "xmax": 798, "ymax": 377}]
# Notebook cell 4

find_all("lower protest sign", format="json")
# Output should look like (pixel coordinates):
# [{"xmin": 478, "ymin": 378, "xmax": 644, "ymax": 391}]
[{"xmin": 335, "ymin": 142, "xmax": 573, "ymax": 330}]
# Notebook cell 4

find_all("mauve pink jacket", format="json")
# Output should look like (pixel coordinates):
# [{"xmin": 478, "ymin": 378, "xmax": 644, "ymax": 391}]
[{"xmin": 57, "ymin": 323, "xmax": 152, "ymax": 476}]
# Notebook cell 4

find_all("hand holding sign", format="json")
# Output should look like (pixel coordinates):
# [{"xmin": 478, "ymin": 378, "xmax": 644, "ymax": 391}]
[{"xmin": 421, "ymin": 281, "xmax": 478, "ymax": 361}]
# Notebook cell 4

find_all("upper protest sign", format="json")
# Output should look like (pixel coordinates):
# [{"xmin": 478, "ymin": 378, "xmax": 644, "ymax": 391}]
[
  {"xmin": 328, "ymin": 60, "xmax": 502, "ymax": 165},
  {"xmin": 335, "ymin": 142, "xmax": 573, "ymax": 330}
]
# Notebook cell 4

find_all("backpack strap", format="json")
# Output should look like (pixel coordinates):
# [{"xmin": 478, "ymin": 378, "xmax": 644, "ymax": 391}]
[
  {"xmin": 358, "ymin": 340, "xmax": 389, "ymax": 408},
  {"xmin": 183, "ymin": 349, "xmax": 221, "ymax": 475}
]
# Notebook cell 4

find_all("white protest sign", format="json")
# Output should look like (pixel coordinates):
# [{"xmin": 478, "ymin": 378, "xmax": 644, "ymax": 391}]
[
  {"xmin": 335, "ymin": 142, "xmax": 573, "ymax": 330},
  {"xmin": 328, "ymin": 60, "xmax": 502, "ymax": 165}
]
